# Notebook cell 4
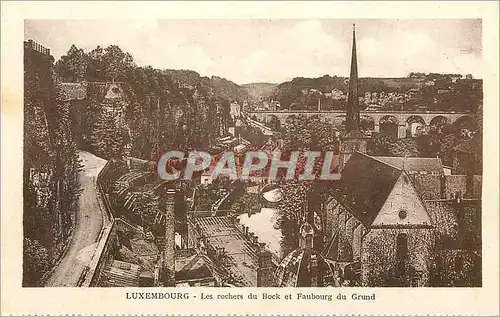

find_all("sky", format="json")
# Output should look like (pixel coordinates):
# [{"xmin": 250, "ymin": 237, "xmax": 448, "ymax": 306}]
[{"xmin": 25, "ymin": 19, "xmax": 482, "ymax": 85}]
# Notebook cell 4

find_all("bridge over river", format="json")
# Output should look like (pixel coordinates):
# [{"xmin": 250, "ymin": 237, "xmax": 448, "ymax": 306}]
[{"xmin": 245, "ymin": 110, "xmax": 473, "ymax": 138}]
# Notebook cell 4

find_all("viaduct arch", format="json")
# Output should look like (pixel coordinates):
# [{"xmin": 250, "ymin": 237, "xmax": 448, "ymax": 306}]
[{"xmin": 244, "ymin": 110, "xmax": 473, "ymax": 139}]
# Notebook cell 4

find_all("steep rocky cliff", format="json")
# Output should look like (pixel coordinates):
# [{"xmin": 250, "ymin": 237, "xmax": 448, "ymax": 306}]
[
  {"xmin": 56, "ymin": 45, "xmax": 234, "ymax": 160},
  {"xmin": 24, "ymin": 43, "xmax": 81, "ymax": 286}
]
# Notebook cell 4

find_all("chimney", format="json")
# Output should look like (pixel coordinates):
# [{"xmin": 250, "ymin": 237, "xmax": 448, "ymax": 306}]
[
  {"xmin": 153, "ymin": 258, "xmax": 161, "ymax": 287},
  {"xmin": 162, "ymin": 188, "xmax": 176, "ymax": 286},
  {"xmin": 257, "ymin": 249, "xmax": 275, "ymax": 287}
]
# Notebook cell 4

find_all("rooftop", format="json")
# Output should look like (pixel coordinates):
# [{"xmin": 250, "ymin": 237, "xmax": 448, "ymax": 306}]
[
  {"xmin": 339, "ymin": 152, "xmax": 402, "ymax": 227},
  {"xmin": 175, "ymin": 249, "xmax": 218, "ymax": 283},
  {"xmin": 102, "ymin": 260, "xmax": 140, "ymax": 287},
  {"xmin": 192, "ymin": 216, "xmax": 258, "ymax": 286},
  {"xmin": 375, "ymin": 156, "xmax": 444, "ymax": 174}
]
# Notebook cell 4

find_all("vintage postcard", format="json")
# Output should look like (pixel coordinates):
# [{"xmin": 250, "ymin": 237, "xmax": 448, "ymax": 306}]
[{"xmin": 1, "ymin": 1, "xmax": 499, "ymax": 316}]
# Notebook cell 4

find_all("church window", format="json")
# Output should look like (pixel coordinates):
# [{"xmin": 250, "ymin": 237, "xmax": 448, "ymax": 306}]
[
  {"xmin": 396, "ymin": 233, "xmax": 408, "ymax": 263},
  {"xmin": 398, "ymin": 209, "xmax": 407, "ymax": 220}
]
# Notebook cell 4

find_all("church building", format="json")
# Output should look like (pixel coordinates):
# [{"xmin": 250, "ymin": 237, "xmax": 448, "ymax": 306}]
[{"xmin": 273, "ymin": 24, "xmax": 481, "ymax": 287}]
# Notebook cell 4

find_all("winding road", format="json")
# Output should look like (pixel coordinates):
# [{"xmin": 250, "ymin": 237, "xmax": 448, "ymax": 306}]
[{"xmin": 45, "ymin": 151, "xmax": 107, "ymax": 287}]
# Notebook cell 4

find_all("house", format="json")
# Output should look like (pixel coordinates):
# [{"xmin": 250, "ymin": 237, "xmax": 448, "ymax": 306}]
[
  {"xmin": 175, "ymin": 249, "xmax": 221, "ymax": 287},
  {"xmin": 452, "ymin": 134, "xmax": 482, "ymax": 176},
  {"xmin": 188, "ymin": 215, "xmax": 276, "ymax": 287}
]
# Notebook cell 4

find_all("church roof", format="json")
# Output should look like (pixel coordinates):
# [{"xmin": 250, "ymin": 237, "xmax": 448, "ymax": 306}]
[
  {"xmin": 375, "ymin": 157, "xmax": 443, "ymax": 175},
  {"xmin": 339, "ymin": 152, "xmax": 402, "ymax": 227}
]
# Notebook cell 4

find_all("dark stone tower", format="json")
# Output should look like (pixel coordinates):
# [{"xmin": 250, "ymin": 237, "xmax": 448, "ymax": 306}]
[{"xmin": 339, "ymin": 24, "xmax": 368, "ymax": 172}]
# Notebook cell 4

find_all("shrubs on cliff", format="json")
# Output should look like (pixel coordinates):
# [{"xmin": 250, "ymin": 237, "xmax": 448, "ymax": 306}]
[
  {"xmin": 23, "ymin": 238, "xmax": 51, "ymax": 286},
  {"xmin": 56, "ymin": 44, "xmax": 232, "ymax": 160},
  {"xmin": 24, "ymin": 47, "xmax": 81, "ymax": 286}
]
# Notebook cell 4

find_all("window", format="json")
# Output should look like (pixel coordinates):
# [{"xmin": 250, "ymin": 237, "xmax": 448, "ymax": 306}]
[
  {"xmin": 396, "ymin": 233, "xmax": 409, "ymax": 280},
  {"xmin": 396, "ymin": 233, "xmax": 408, "ymax": 262},
  {"xmin": 398, "ymin": 209, "xmax": 407, "ymax": 220}
]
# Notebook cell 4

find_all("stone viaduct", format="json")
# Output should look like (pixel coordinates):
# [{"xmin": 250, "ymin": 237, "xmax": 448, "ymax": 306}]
[{"xmin": 245, "ymin": 110, "xmax": 473, "ymax": 138}]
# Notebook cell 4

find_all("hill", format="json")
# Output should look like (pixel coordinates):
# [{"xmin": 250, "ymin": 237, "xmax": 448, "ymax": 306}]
[
  {"xmin": 273, "ymin": 75, "xmax": 425, "ymax": 109},
  {"xmin": 241, "ymin": 82, "xmax": 278, "ymax": 101},
  {"xmin": 163, "ymin": 69, "xmax": 249, "ymax": 102}
]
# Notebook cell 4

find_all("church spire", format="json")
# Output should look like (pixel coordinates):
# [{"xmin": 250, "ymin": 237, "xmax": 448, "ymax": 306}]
[{"xmin": 346, "ymin": 23, "xmax": 360, "ymax": 132}]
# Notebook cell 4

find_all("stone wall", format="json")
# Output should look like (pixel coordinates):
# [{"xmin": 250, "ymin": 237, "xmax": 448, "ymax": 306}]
[
  {"xmin": 412, "ymin": 174, "xmax": 442, "ymax": 199},
  {"xmin": 443, "ymin": 175, "xmax": 467, "ymax": 199},
  {"xmin": 361, "ymin": 228, "xmax": 433, "ymax": 287}
]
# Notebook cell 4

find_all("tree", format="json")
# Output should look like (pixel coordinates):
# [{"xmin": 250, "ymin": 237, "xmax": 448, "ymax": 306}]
[
  {"xmin": 282, "ymin": 115, "xmax": 338, "ymax": 152},
  {"xmin": 231, "ymin": 193, "xmax": 260, "ymax": 216},
  {"xmin": 23, "ymin": 238, "xmax": 51, "ymax": 286},
  {"xmin": 86, "ymin": 46, "xmax": 105, "ymax": 81},
  {"xmin": 368, "ymin": 133, "xmax": 393, "ymax": 156},
  {"xmin": 275, "ymin": 182, "xmax": 309, "ymax": 257},
  {"xmin": 102, "ymin": 45, "xmax": 135, "ymax": 82},
  {"xmin": 369, "ymin": 133, "xmax": 420, "ymax": 157},
  {"xmin": 389, "ymin": 138, "xmax": 420, "ymax": 157},
  {"xmin": 268, "ymin": 115, "xmax": 281, "ymax": 131},
  {"xmin": 54, "ymin": 44, "xmax": 88, "ymax": 82}
]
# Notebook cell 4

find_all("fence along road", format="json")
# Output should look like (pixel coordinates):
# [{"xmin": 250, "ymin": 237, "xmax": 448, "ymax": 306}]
[{"xmin": 45, "ymin": 151, "xmax": 107, "ymax": 286}]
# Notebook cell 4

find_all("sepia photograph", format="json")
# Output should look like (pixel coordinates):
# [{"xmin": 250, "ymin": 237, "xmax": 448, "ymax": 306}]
[{"xmin": 22, "ymin": 18, "xmax": 484, "ymax": 289}]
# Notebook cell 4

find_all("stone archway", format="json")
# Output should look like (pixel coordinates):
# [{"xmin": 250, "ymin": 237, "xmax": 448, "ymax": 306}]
[
  {"xmin": 333, "ymin": 115, "xmax": 346, "ymax": 129},
  {"xmin": 406, "ymin": 115, "xmax": 426, "ymax": 138},
  {"xmin": 360, "ymin": 115, "xmax": 375, "ymax": 133},
  {"xmin": 429, "ymin": 115, "xmax": 451, "ymax": 133},
  {"xmin": 379, "ymin": 115, "xmax": 399, "ymax": 139}
]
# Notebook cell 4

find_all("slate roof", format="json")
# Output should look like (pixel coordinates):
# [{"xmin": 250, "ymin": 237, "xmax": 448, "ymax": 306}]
[
  {"xmin": 192, "ymin": 216, "xmax": 258, "ymax": 286},
  {"xmin": 375, "ymin": 157, "xmax": 444, "ymax": 175},
  {"xmin": 339, "ymin": 152, "xmax": 402, "ymax": 227},
  {"xmin": 102, "ymin": 260, "xmax": 140, "ymax": 287}
]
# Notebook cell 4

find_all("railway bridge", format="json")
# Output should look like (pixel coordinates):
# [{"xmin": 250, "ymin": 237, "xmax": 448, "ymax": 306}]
[{"xmin": 245, "ymin": 110, "xmax": 473, "ymax": 138}]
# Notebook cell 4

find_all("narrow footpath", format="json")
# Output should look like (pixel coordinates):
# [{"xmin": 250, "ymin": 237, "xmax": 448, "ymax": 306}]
[{"xmin": 45, "ymin": 151, "xmax": 107, "ymax": 287}]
